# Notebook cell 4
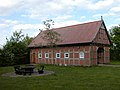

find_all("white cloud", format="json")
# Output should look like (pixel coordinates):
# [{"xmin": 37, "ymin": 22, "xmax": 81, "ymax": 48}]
[
  {"xmin": 93, "ymin": 12, "xmax": 116, "ymax": 18},
  {"xmin": 59, "ymin": 0, "xmax": 89, "ymax": 7},
  {"xmin": 16, "ymin": 0, "xmax": 89, "ymax": 19},
  {"xmin": 88, "ymin": 0, "xmax": 113, "ymax": 10},
  {"xmin": 12, "ymin": 24, "xmax": 44, "ymax": 31},
  {"xmin": 53, "ymin": 19, "xmax": 95, "ymax": 28},
  {"xmin": 1, "ymin": 19, "xmax": 20, "ymax": 25},
  {"xmin": 107, "ymin": 24, "xmax": 119, "ymax": 30},
  {"xmin": 0, "ymin": 0, "xmax": 115, "ymax": 17},
  {"xmin": 0, "ymin": 30, "xmax": 11, "ymax": 45},
  {"xmin": 11, "ymin": 23, "xmax": 44, "ymax": 38},
  {"xmin": 0, "ymin": 24, "xmax": 8, "ymax": 28},
  {"xmin": 46, "ymin": 2, "xmax": 63, "ymax": 11},
  {"xmin": 80, "ymin": 16, "xmax": 86, "ymax": 20},
  {"xmin": 24, "ymin": 0, "xmax": 72, "ymax": 19},
  {"xmin": 0, "ymin": 0, "xmax": 18, "ymax": 7},
  {"xmin": 20, "ymin": 0, "xmax": 115, "ymax": 20},
  {"xmin": 115, "ymin": 18, "xmax": 120, "ymax": 21},
  {"xmin": 53, "ymin": 20, "xmax": 80, "ymax": 28},
  {"xmin": 24, "ymin": 0, "xmax": 86, "ymax": 20},
  {"xmin": 110, "ymin": 6, "xmax": 120, "ymax": 12},
  {"xmin": 21, "ymin": 14, "xmax": 42, "ymax": 20},
  {"xmin": 0, "ymin": 0, "xmax": 23, "ymax": 15},
  {"xmin": 53, "ymin": 15, "xmax": 72, "ymax": 22},
  {"xmin": 12, "ymin": 20, "xmax": 80, "ymax": 33}
]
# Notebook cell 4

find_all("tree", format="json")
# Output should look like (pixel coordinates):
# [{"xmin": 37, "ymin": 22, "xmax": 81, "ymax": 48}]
[
  {"xmin": 23, "ymin": 35, "xmax": 33, "ymax": 64},
  {"xmin": 41, "ymin": 19, "xmax": 61, "ymax": 64},
  {"xmin": 42, "ymin": 20, "xmax": 61, "ymax": 46},
  {"xmin": 23, "ymin": 35, "xmax": 33, "ymax": 46},
  {"xmin": 0, "ymin": 30, "xmax": 32, "ymax": 66},
  {"xmin": 110, "ymin": 25, "xmax": 120, "ymax": 60},
  {"xmin": 8, "ymin": 30, "xmax": 24, "ymax": 43}
]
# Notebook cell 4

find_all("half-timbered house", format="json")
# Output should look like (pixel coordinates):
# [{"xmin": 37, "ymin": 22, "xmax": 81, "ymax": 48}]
[{"xmin": 28, "ymin": 19, "xmax": 111, "ymax": 66}]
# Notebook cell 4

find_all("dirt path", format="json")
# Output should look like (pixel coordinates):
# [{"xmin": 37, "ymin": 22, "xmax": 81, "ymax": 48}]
[{"xmin": 98, "ymin": 64, "xmax": 120, "ymax": 67}]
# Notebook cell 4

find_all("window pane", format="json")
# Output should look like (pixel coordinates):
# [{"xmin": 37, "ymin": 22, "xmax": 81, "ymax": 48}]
[
  {"xmin": 66, "ymin": 54, "xmax": 68, "ymax": 57},
  {"xmin": 64, "ymin": 53, "xmax": 69, "ymax": 59},
  {"xmin": 57, "ymin": 54, "xmax": 59, "ymax": 57},
  {"xmin": 56, "ymin": 53, "xmax": 60, "ymax": 58},
  {"xmin": 45, "ymin": 53, "xmax": 49, "ymax": 58},
  {"xmin": 38, "ymin": 53, "xmax": 42, "ymax": 58},
  {"xmin": 79, "ymin": 52, "xmax": 84, "ymax": 59}
]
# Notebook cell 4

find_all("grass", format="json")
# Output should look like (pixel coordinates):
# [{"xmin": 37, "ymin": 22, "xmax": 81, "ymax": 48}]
[
  {"xmin": 110, "ymin": 60, "xmax": 120, "ymax": 65},
  {"xmin": 1, "ymin": 64, "xmax": 120, "ymax": 90}
]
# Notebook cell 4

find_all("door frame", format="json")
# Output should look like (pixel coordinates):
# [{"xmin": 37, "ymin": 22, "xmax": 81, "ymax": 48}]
[{"xmin": 97, "ymin": 47, "xmax": 104, "ymax": 64}]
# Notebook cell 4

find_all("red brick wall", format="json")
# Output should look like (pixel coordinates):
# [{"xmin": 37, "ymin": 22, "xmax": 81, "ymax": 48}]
[
  {"xmin": 90, "ymin": 45, "xmax": 110, "ymax": 65},
  {"xmin": 30, "ymin": 46, "xmax": 92, "ymax": 66},
  {"xmin": 104, "ymin": 47, "xmax": 110, "ymax": 63},
  {"xmin": 90, "ymin": 45, "xmax": 97, "ymax": 65},
  {"xmin": 30, "ymin": 45, "xmax": 110, "ymax": 66}
]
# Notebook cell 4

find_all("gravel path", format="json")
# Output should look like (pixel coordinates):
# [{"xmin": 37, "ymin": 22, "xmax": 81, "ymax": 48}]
[
  {"xmin": 98, "ymin": 64, "xmax": 120, "ymax": 67},
  {"xmin": 1, "ymin": 70, "xmax": 54, "ymax": 77}
]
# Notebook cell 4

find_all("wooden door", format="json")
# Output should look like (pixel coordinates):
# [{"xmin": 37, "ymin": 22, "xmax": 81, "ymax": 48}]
[
  {"xmin": 97, "ymin": 48, "xmax": 104, "ymax": 64},
  {"xmin": 32, "ymin": 53, "xmax": 36, "ymax": 63}
]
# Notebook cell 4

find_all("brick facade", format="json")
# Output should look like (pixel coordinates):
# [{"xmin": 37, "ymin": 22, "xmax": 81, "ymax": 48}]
[{"xmin": 30, "ymin": 45, "xmax": 110, "ymax": 66}]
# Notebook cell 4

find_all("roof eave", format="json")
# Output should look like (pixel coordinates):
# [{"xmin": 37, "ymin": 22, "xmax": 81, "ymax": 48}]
[{"xmin": 28, "ymin": 42, "xmax": 93, "ymax": 48}]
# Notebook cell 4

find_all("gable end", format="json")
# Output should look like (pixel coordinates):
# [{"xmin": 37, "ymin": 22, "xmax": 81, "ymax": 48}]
[{"xmin": 92, "ymin": 20, "xmax": 111, "ymax": 45}]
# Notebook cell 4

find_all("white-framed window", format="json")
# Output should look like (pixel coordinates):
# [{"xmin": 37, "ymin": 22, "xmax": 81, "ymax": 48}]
[
  {"xmin": 56, "ymin": 53, "xmax": 60, "ymax": 58},
  {"xmin": 45, "ymin": 53, "xmax": 49, "ymax": 58},
  {"xmin": 79, "ymin": 52, "xmax": 84, "ymax": 59},
  {"xmin": 64, "ymin": 53, "xmax": 69, "ymax": 59},
  {"xmin": 38, "ymin": 53, "xmax": 42, "ymax": 58}
]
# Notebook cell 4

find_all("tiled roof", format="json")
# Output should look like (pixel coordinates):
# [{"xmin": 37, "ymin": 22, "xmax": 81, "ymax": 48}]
[{"xmin": 28, "ymin": 20, "xmax": 103, "ymax": 47}]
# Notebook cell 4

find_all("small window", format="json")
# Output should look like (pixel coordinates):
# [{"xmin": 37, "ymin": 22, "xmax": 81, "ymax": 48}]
[
  {"xmin": 56, "ymin": 53, "xmax": 60, "ymax": 58},
  {"xmin": 45, "ymin": 53, "xmax": 49, "ymax": 58},
  {"xmin": 64, "ymin": 53, "xmax": 69, "ymax": 59},
  {"xmin": 79, "ymin": 52, "xmax": 84, "ymax": 59},
  {"xmin": 38, "ymin": 53, "xmax": 42, "ymax": 58}
]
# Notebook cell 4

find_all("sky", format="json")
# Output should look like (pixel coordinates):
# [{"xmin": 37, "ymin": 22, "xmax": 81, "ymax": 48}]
[{"xmin": 0, "ymin": 0, "xmax": 120, "ymax": 46}]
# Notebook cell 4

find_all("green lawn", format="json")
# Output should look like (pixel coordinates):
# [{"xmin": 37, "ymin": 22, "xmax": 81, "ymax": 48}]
[
  {"xmin": 0, "ymin": 64, "xmax": 120, "ymax": 90},
  {"xmin": 110, "ymin": 60, "xmax": 120, "ymax": 65}
]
